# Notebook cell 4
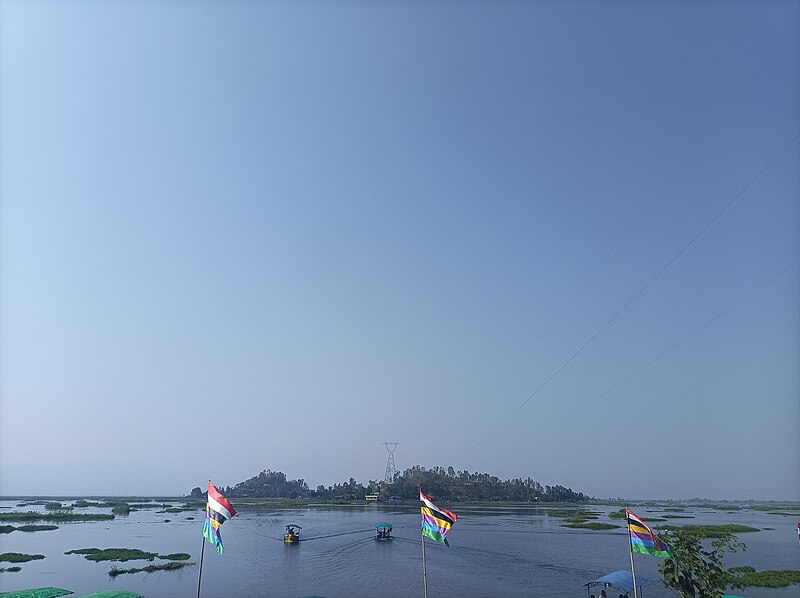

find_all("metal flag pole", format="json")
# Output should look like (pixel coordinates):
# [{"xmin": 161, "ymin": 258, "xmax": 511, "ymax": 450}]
[
  {"xmin": 421, "ymin": 534, "xmax": 428, "ymax": 598},
  {"xmin": 627, "ymin": 508, "xmax": 639, "ymax": 598},
  {"xmin": 196, "ymin": 534, "xmax": 206, "ymax": 598}
]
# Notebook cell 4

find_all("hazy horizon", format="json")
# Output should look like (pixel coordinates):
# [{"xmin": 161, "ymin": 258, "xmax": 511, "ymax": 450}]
[{"xmin": 1, "ymin": 1, "xmax": 798, "ymax": 502}]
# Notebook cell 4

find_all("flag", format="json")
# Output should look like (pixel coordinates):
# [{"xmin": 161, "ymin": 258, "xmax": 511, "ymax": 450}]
[
  {"xmin": 203, "ymin": 481, "xmax": 237, "ymax": 554},
  {"xmin": 627, "ymin": 507, "xmax": 672, "ymax": 558},
  {"xmin": 421, "ymin": 489, "xmax": 457, "ymax": 547}
]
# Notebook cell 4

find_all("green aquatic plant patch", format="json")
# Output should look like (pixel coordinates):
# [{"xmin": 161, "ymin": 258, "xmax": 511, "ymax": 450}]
[
  {"xmin": 608, "ymin": 508, "xmax": 626, "ymax": 519},
  {"xmin": 0, "ymin": 511, "xmax": 113, "ymax": 523},
  {"xmin": 701, "ymin": 504, "xmax": 740, "ymax": 511},
  {"xmin": 657, "ymin": 524, "xmax": 759, "ymax": 538},
  {"xmin": 562, "ymin": 522, "xmax": 618, "ymax": 530},
  {"xmin": 159, "ymin": 553, "xmax": 191, "ymax": 561},
  {"xmin": 126, "ymin": 502, "xmax": 161, "ymax": 509},
  {"xmin": 663, "ymin": 506, "xmax": 686, "ymax": 512},
  {"xmin": 0, "ymin": 526, "xmax": 14, "ymax": 534},
  {"xmin": 662, "ymin": 514, "xmax": 695, "ymax": 519},
  {"xmin": 65, "ymin": 548, "xmax": 101, "ymax": 555},
  {"xmin": 163, "ymin": 505, "xmax": 199, "ymax": 513},
  {"xmin": 0, "ymin": 553, "xmax": 45, "ymax": 563},
  {"xmin": 748, "ymin": 504, "xmax": 800, "ymax": 512},
  {"xmin": 17, "ymin": 525, "xmax": 58, "ymax": 532},
  {"xmin": 730, "ymin": 568, "xmax": 800, "ymax": 588},
  {"xmin": 548, "ymin": 509, "xmax": 571, "ymax": 517},
  {"xmin": 66, "ymin": 548, "xmax": 158, "ymax": 562},
  {"xmin": 108, "ymin": 561, "xmax": 194, "ymax": 576},
  {"xmin": 0, "ymin": 566, "xmax": 22, "ymax": 572},
  {"xmin": 564, "ymin": 510, "xmax": 601, "ymax": 523},
  {"xmin": 110, "ymin": 504, "xmax": 131, "ymax": 516}
]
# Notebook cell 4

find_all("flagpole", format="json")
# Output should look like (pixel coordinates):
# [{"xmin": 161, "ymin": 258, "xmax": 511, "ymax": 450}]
[
  {"xmin": 627, "ymin": 507, "xmax": 638, "ymax": 598},
  {"xmin": 196, "ymin": 535, "xmax": 206, "ymax": 598},
  {"xmin": 421, "ymin": 534, "xmax": 428, "ymax": 598},
  {"xmin": 629, "ymin": 547, "xmax": 638, "ymax": 598}
]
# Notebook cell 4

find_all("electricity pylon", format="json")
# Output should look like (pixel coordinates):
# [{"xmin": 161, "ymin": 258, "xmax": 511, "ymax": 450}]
[{"xmin": 383, "ymin": 441, "xmax": 399, "ymax": 485}]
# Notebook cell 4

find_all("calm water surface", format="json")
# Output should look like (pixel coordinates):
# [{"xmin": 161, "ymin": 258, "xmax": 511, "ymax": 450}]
[{"xmin": 1, "ymin": 501, "xmax": 798, "ymax": 597}]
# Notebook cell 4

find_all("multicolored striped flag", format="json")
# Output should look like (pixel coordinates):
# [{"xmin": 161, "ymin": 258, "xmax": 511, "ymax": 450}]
[
  {"xmin": 421, "ymin": 489, "xmax": 457, "ymax": 547},
  {"xmin": 203, "ymin": 481, "xmax": 237, "ymax": 554},
  {"xmin": 627, "ymin": 507, "xmax": 671, "ymax": 558}
]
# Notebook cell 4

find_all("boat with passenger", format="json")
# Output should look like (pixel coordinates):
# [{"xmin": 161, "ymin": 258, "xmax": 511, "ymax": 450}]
[
  {"xmin": 284, "ymin": 524, "xmax": 301, "ymax": 543},
  {"xmin": 375, "ymin": 522, "xmax": 393, "ymax": 540}
]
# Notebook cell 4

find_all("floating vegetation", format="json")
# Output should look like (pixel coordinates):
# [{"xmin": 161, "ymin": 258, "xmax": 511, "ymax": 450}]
[
  {"xmin": 111, "ymin": 503, "xmax": 131, "ymax": 516},
  {"xmin": 0, "ymin": 566, "xmax": 22, "ymax": 572},
  {"xmin": 0, "ymin": 552, "xmax": 45, "ymax": 563},
  {"xmin": 548, "ymin": 509, "xmax": 571, "ymax": 517},
  {"xmin": 127, "ymin": 502, "xmax": 161, "ymax": 509},
  {"xmin": 17, "ymin": 525, "xmax": 59, "ymax": 532},
  {"xmin": 563, "ymin": 510, "xmax": 600, "ymax": 523},
  {"xmin": 45, "ymin": 502, "xmax": 72, "ymax": 511},
  {"xmin": 657, "ymin": 524, "xmax": 759, "ymax": 538},
  {"xmin": 663, "ymin": 506, "xmax": 686, "ymax": 512},
  {"xmin": 729, "ymin": 567, "xmax": 800, "ymax": 588},
  {"xmin": 66, "ymin": 548, "xmax": 158, "ymax": 562},
  {"xmin": 607, "ymin": 507, "xmax": 666, "ymax": 521},
  {"xmin": 159, "ymin": 553, "xmax": 191, "ymax": 561},
  {"xmin": 73, "ymin": 500, "xmax": 102, "ymax": 508},
  {"xmin": 562, "ymin": 522, "xmax": 618, "ymax": 530},
  {"xmin": 186, "ymin": 517, "xmax": 195, "ymax": 520},
  {"xmin": 108, "ymin": 561, "xmax": 194, "ymax": 576},
  {"xmin": 748, "ymin": 504, "xmax": 800, "ymax": 512},
  {"xmin": 0, "ymin": 511, "xmax": 113, "ymax": 523},
  {"xmin": 0, "ymin": 525, "xmax": 14, "ymax": 534},
  {"xmin": 701, "ymin": 504, "xmax": 740, "ymax": 511},
  {"xmin": 662, "ymin": 514, "xmax": 694, "ymax": 519}
]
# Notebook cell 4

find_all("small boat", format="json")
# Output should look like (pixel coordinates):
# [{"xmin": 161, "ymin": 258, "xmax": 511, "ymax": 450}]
[
  {"xmin": 375, "ymin": 522, "xmax": 393, "ymax": 540},
  {"xmin": 583, "ymin": 570, "xmax": 648, "ymax": 597},
  {"xmin": 284, "ymin": 524, "xmax": 301, "ymax": 543}
]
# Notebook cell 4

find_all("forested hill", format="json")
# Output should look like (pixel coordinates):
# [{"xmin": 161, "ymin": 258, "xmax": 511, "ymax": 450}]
[{"xmin": 190, "ymin": 466, "xmax": 588, "ymax": 502}]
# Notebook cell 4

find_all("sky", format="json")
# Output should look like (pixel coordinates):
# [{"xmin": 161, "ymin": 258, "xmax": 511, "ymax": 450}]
[{"xmin": 1, "ymin": 0, "xmax": 798, "ymax": 501}]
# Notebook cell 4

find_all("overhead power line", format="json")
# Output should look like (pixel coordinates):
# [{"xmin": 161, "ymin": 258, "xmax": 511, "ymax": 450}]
[
  {"xmin": 490, "ymin": 257, "xmax": 799, "ymax": 463},
  {"xmin": 456, "ymin": 130, "xmax": 800, "ymax": 464}
]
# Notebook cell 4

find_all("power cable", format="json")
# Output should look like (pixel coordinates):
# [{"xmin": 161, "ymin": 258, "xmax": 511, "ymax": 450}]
[
  {"xmin": 490, "ymin": 257, "xmax": 799, "ymax": 463},
  {"xmin": 457, "ymin": 131, "xmax": 800, "ymax": 464}
]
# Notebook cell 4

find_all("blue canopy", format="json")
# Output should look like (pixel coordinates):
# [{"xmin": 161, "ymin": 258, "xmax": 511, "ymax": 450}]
[{"xmin": 584, "ymin": 571, "xmax": 648, "ymax": 595}]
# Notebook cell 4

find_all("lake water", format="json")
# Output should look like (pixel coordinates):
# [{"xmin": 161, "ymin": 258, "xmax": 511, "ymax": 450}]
[{"xmin": 1, "ymin": 500, "xmax": 798, "ymax": 597}]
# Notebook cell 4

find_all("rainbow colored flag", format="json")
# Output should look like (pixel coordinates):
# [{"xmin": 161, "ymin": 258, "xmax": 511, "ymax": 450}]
[
  {"xmin": 421, "ymin": 489, "xmax": 457, "ymax": 547},
  {"xmin": 203, "ymin": 481, "xmax": 237, "ymax": 554},
  {"xmin": 627, "ymin": 507, "xmax": 671, "ymax": 558}
]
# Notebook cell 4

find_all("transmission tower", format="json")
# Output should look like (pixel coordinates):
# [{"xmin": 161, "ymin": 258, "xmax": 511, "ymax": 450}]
[{"xmin": 383, "ymin": 441, "xmax": 399, "ymax": 485}]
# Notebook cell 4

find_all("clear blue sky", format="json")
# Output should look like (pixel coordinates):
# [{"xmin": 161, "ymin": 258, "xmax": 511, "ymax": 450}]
[{"xmin": 1, "ymin": 1, "xmax": 798, "ymax": 500}]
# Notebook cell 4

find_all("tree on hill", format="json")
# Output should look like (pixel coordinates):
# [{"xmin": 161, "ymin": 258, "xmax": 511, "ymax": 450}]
[
  {"xmin": 193, "ymin": 465, "xmax": 587, "ymax": 502},
  {"xmin": 226, "ymin": 469, "xmax": 311, "ymax": 498}
]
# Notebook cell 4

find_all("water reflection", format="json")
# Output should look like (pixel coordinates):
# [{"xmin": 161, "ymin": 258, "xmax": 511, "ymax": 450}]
[{"xmin": 0, "ymin": 501, "xmax": 797, "ymax": 598}]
